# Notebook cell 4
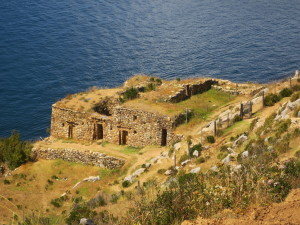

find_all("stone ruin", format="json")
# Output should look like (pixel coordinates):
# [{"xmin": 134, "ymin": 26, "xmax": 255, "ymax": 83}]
[{"xmin": 50, "ymin": 76, "xmax": 263, "ymax": 147}]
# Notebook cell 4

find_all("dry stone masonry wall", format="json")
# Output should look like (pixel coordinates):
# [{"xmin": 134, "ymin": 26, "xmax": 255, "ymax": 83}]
[{"xmin": 32, "ymin": 148, "xmax": 125, "ymax": 169}]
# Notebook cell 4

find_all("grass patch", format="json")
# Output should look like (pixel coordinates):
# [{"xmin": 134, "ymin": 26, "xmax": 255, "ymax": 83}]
[{"xmin": 121, "ymin": 146, "xmax": 142, "ymax": 154}]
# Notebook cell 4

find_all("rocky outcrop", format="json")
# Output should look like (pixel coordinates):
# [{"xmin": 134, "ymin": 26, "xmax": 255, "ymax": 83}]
[{"xmin": 32, "ymin": 148, "xmax": 125, "ymax": 169}]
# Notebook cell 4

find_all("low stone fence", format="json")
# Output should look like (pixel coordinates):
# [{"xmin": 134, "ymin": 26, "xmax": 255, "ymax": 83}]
[{"xmin": 32, "ymin": 148, "xmax": 125, "ymax": 169}]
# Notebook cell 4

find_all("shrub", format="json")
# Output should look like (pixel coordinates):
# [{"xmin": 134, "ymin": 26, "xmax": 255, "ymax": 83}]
[
  {"xmin": 279, "ymin": 88, "xmax": 293, "ymax": 98},
  {"xmin": 3, "ymin": 179, "xmax": 10, "ymax": 184},
  {"xmin": 196, "ymin": 157, "xmax": 205, "ymax": 164},
  {"xmin": 176, "ymin": 78, "xmax": 181, "ymax": 81},
  {"xmin": 51, "ymin": 175, "xmax": 58, "ymax": 180},
  {"xmin": 189, "ymin": 144, "xmax": 202, "ymax": 157},
  {"xmin": 65, "ymin": 203, "xmax": 98, "ymax": 225},
  {"xmin": 157, "ymin": 169, "xmax": 166, "ymax": 174},
  {"xmin": 275, "ymin": 119, "xmax": 291, "ymax": 137},
  {"xmin": 0, "ymin": 131, "xmax": 32, "ymax": 170},
  {"xmin": 122, "ymin": 180, "xmax": 131, "ymax": 188},
  {"xmin": 122, "ymin": 88, "xmax": 139, "ymax": 101},
  {"xmin": 88, "ymin": 195, "xmax": 107, "ymax": 208},
  {"xmin": 293, "ymin": 128, "xmax": 300, "ymax": 137},
  {"xmin": 297, "ymin": 78, "xmax": 300, "ymax": 83},
  {"xmin": 291, "ymin": 92, "xmax": 300, "ymax": 102},
  {"xmin": 233, "ymin": 115, "xmax": 242, "ymax": 122},
  {"xmin": 110, "ymin": 194, "xmax": 119, "ymax": 204},
  {"xmin": 156, "ymin": 78, "xmax": 162, "ymax": 85},
  {"xmin": 207, "ymin": 136, "xmax": 215, "ymax": 143},
  {"xmin": 292, "ymin": 85, "xmax": 300, "ymax": 91},
  {"xmin": 50, "ymin": 196, "xmax": 68, "ymax": 208},
  {"xmin": 264, "ymin": 93, "xmax": 281, "ymax": 106},
  {"xmin": 150, "ymin": 77, "xmax": 155, "ymax": 82},
  {"xmin": 145, "ymin": 83, "xmax": 156, "ymax": 91}
]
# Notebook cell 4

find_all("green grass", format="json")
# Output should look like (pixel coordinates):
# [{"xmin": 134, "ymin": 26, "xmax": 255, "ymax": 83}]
[
  {"xmin": 99, "ymin": 168, "xmax": 120, "ymax": 178},
  {"xmin": 121, "ymin": 146, "xmax": 142, "ymax": 154},
  {"xmin": 223, "ymin": 119, "xmax": 251, "ymax": 135},
  {"xmin": 169, "ymin": 89, "xmax": 233, "ymax": 115},
  {"xmin": 78, "ymin": 186, "xmax": 90, "ymax": 197},
  {"xmin": 175, "ymin": 89, "xmax": 235, "ymax": 131}
]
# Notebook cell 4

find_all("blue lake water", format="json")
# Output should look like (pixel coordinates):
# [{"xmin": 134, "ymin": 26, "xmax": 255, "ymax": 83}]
[{"xmin": 0, "ymin": 0, "xmax": 299, "ymax": 140}]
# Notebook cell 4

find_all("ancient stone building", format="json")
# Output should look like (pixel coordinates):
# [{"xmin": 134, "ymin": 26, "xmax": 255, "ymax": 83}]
[
  {"xmin": 51, "ymin": 104, "xmax": 179, "ymax": 147},
  {"xmin": 50, "ymin": 76, "xmax": 229, "ymax": 147}
]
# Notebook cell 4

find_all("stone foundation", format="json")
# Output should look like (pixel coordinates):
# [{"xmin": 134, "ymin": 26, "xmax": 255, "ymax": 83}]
[{"xmin": 32, "ymin": 148, "xmax": 125, "ymax": 169}]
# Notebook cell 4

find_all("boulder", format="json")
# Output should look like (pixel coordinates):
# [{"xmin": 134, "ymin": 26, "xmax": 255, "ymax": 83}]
[
  {"xmin": 145, "ymin": 163, "xmax": 151, "ymax": 169},
  {"xmin": 124, "ymin": 174, "xmax": 136, "ymax": 183},
  {"xmin": 241, "ymin": 151, "xmax": 249, "ymax": 158},
  {"xmin": 174, "ymin": 142, "xmax": 182, "ymax": 151},
  {"xmin": 210, "ymin": 165, "xmax": 219, "ymax": 172},
  {"xmin": 222, "ymin": 155, "xmax": 231, "ymax": 164},
  {"xmin": 193, "ymin": 150, "xmax": 199, "ymax": 157},
  {"xmin": 132, "ymin": 168, "xmax": 146, "ymax": 177},
  {"xmin": 181, "ymin": 159, "xmax": 191, "ymax": 166},
  {"xmin": 165, "ymin": 170, "xmax": 173, "ymax": 176},
  {"xmin": 232, "ymin": 164, "xmax": 242, "ymax": 172},
  {"xmin": 80, "ymin": 218, "xmax": 94, "ymax": 225},
  {"xmin": 190, "ymin": 167, "xmax": 201, "ymax": 174},
  {"xmin": 82, "ymin": 176, "xmax": 100, "ymax": 182},
  {"xmin": 233, "ymin": 134, "xmax": 248, "ymax": 147}
]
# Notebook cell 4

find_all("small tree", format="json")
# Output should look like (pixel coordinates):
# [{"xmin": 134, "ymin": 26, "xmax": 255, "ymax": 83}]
[{"xmin": 0, "ymin": 131, "xmax": 32, "ymax": 170}]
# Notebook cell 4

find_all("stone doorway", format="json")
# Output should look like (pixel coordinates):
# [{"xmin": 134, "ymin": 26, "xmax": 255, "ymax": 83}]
[
  {"xmin": 119, "ymin": 130, "xmax": 128, "ymax": 145},
  {"xmin": 97, "ymin": 124, "xmax": 103, "ymax": 139},
  {"xmin": 68, "ymin": 125, "xmax": 73, "ymax": 139},
  {"xmin": 161, "ymin": 129, "xmax": 167, "ymax": 146}
]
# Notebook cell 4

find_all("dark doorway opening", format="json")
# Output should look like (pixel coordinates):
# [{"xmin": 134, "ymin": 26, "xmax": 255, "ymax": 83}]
[
  {"xmin": 97, "ymin": 124, "xmax": 103, "ymax": 139},
  {"xmin": 186, "ymin": 85, "xmax": 191, "ymax": 97},
  {"xmin": 68, "ymin": 125, "xmax": 73, "ymax": 139},
  {"xmin": 161, "ymin": 129, "xmax": 167, "ymax": 146},
  {"xmin": 119, "ymin": 130, "xmax": 128, "ymax": 145}
]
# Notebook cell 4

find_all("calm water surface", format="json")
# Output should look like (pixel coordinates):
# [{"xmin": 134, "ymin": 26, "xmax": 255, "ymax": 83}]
[{"xmin": 0, "ymin": 0, "xmax": 299, "ymax": 139}]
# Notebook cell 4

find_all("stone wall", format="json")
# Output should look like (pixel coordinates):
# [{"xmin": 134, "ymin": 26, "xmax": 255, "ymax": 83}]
[
  {"xmin": 32, "ymin": 148, "xmax": 125, "ymax": 169},
  {"xmin": 168, "ymin": 79, "xmax": 218, "ymax": 103},
  {"xmin": 51, "ymin": 105, "xmax": 181, "ymax": 147},
  {"xmin": 112, "ymin": 107, "xmax": 180, "ymax": 147}
]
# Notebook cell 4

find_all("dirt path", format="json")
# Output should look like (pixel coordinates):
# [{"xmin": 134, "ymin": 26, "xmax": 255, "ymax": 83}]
[{"xmin": 182, "ymin": 188, "xmax": 300, "ymax": 225}]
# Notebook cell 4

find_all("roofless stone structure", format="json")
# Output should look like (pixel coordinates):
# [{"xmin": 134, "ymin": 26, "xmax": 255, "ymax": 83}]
[{"xmin": 50, "ymin": 75, "xmax": 260, "ymax": 147}]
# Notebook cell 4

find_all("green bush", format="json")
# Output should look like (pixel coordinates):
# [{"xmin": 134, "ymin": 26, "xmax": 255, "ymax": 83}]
[
  {"xmin": 233, "ymin": 115, "xmax": 242, "ymax": 122},
  {"xmin": 65, "ymin": 203, "xmax": 98, "ymax": 225},
  {"xmin": 121, "ymin": 88, "xmax": 139, "ymax": 101},
  {"xmin": 110, "ymin": 194, "xmax": 119, "ymax": 204},
  {"xmin": 0, "ymin": 131, "xmax": 32, "ymax": 170},
  {"xmin": 156, "ymin": 78, "xmax": 162, "ymax": 85},
  {"xmin": 150, "ymin": 77, "xmax": 155, "ymax": 82},
  {"xmin": 264, "ymin": 93, "xmax": 281, "ymax": 106},
  {"xmin": 207, "ymin": 136, "xmax": 215, "ymax": 143},
  {"xmin": 189, "ymin": 144, "xmax": 202, "ymax": 157},
  {"xmin": 122, "ymin": 180, "xmax": 131, "ymax": 188},
  {"xmin": 176, "ymin": 78, "xmax": 181, "ymax": 82},
  {"xmin": 279, "ymin": 88, "xmax": 293, "ymax": 98},
  {"xmin": 145, "ymin": 83, "xmax": 156, "ymax": 91},
  {"xmin": 157, "ymin": 169, "xmax": 166, "ymax": 174},
  {"xmin": 3, "ymin": 179, "xmax": 10, "ymax": 184},
  {"xmin": 196, "ymin": 157, "xmax": 205, "ymax": 164}
]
